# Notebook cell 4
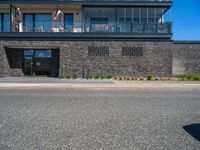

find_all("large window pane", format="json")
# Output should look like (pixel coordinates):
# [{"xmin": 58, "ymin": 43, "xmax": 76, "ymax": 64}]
[
  {"xmin": 35, "ymin": 50, "xmax": 52, "ymax": 58},
  {"xmin": 4, "ymin": 14, "xmax": 10, "ymax": 32},
  {"xmin": 24, "ymin": 14, "xmax": 52, "ymax": 32},
  {"xmin": 0, "ymin": 14, "xmax": 10, "ymax": 32},
  {"xmin": 0, "ymin": 14, "xmax": 1, "ymax": 32},
  {"xmin": 35, "ymin": 14, "xmax": 52, "ymax": 32},
  {"xmin": 24, "ymin": 14, "xmax": 34, "ymax": 32},
  {"xmin": 117, "ymin": 8, "xmax": 132, "ymax": 32},
  {"xmin": 84, "ymin": 7, "xmax": 116, "ymax": 32},
  {"xmin": 24, "ymin": 50, "xmax": 34, "ymax": 57},
  {"xmin": 64, "ymin": 14, "xmax": 73, "ymax": 32}
]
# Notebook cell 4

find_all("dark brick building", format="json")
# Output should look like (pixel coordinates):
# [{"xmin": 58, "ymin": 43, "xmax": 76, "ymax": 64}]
[{"xmin": 0, "ymin": 0, "xmax": 199, "ymax": 78}]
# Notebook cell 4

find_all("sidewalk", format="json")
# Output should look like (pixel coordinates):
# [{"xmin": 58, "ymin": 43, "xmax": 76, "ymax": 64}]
[{"xmin": 0, "ymin": 77, "xmax": 199, "ymax": 91}]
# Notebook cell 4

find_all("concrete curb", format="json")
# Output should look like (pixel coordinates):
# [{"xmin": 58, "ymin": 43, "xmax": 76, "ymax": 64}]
[{"xmin": 0, "ymin": 82, "xmax": 200, "ymax": 92}]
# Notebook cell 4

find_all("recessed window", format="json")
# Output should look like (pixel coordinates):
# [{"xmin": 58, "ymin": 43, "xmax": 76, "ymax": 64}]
[
  {"xmin": 88, "ymin": 45, "xmax": 109, "ymax": 56},
  {"xmin": 122, "ymin": 46, "xmax": 143, "ymax": 57}
]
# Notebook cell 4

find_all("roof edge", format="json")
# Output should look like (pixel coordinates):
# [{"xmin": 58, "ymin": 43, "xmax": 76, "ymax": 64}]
[{"xmin": 173, "ymin": 40, "xmax": 200, "ymax": 44}]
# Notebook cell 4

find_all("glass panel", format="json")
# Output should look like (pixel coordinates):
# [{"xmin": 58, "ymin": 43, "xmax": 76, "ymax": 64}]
[
  {"xmin": 24, "ymin": 50, "xmax": 34, "ymax": 56},
  {"xmin": 117, "ymin": 8, "xmax": 132, "ymax": 32},
  {"xmin": 3, "ymin": 14, "xmax": 10, "ymax": 32},
  {"xmin": 0, "ymin": 14, "xmax": 10, "ymax": 32},
  {"xmin": 35, "ymin": 50, "xmax": 52, "ymax": 58},
  {"xmin": 24, "ymin": 14, "xmax": 34, "ymax": 32},
  {"xmin": 64, "ymin": 14, "xmax": 73, "ymax": 31},
  {"xmin": 132, "ymin": 8, "xmax": 139, "ymax": 22},
  {"xmin": 24, "ymin": 57, "xmax": 33, "ymax": 76},
  {"xmin": 148, "ymin": 8, "xmax": 156, "ymax": 23},
  {"xmin": 141, "ymin": 8, "xmax": 147, "ymax": 22},
  {"xmin": 0, "ymin": 14, "xmax": 1, "ymax": 32},
  {"xmin": 35, "ymin": 14, "xmax": 52, "ymax": 32},
  {"xmin": 84, "ymin": 7, "xmax": 116, "ymax": 32},
  {"xmin": 156, "ymin": 8, "xmax": 164, "ymax": 22},
  {"xmin": 90, "ymin": 18, "xmax": 109, "ymax": 32},
  {"xmin": 132, "ymin": 22, "xmax": 144, "ymax": 33}
]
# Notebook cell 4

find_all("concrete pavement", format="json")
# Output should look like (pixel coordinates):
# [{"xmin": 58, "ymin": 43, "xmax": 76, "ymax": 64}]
[{"xmin": 0, "ymin": 77, "xmax": 199, "ymax": 91}]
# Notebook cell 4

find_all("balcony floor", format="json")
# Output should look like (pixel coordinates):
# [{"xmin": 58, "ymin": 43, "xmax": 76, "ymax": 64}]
[{"xmin": 0, "ymin": 32, "xmax": 172, "ymax": 41}]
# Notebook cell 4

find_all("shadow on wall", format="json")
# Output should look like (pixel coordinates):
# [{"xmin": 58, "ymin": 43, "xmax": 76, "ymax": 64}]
[{"xmin": 183, "ymin": 124, "xmax": 200, "ymax": 142}]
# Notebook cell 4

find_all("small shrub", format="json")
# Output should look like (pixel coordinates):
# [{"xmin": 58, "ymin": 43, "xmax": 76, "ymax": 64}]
[
  {"xmin": 175, "ymin": 74, "xmax": 200, "ymax": 81},
  {"xmin": 65, "ymin": 74, "xmax": 72, "ymax": 79},
  {"xmin": 105, "ymin": 75, "xmax": 113, "ymax": 79},
  {"xmin": 147, "ymin": 74, "xmax": 153, "ymax": 80},
  {"xmin": 186, "ymin": 74, "xmax": 193, "ymax": 80},
  {"xmin": 175, "ymin": 74, "xmax": 186, "ymax": 78},
  {"xmin": 73, "ymin": 74, "xmax": 81, "ymax": 79},
  {"xmin": 95, "ymin": 75, "xmax": 101, "ymax": 79},
  {"xmin": 89, "ymin": 75, "xmax": 93, "ymax": 79},
  {"xmin": 59, "ymin": 75, "xmax": 65, "ymax": 79},
  {"xmin": 193, "ymin": 76, "xmax": 200, "ymax": 81}
]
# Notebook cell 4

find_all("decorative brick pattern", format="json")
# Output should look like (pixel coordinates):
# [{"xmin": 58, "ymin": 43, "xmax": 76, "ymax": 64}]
[
  {"xmin": 88, "ymin": 45, "xmax": 109, "ymax": 57},
  {"xmin": 122, "ymin": 46, "xmax": 143, "ymax": 57}
]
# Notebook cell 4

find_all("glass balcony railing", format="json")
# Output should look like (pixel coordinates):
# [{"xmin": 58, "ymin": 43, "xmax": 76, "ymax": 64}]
[{"xmin": 0, "ymin": 21, "xmax": 172, "ymax": 34}]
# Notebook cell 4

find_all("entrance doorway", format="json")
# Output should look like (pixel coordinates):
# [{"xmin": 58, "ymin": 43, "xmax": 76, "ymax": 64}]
[{"xmin": 23, "ymin": 49, "xmax": 59, "ymax": 77}]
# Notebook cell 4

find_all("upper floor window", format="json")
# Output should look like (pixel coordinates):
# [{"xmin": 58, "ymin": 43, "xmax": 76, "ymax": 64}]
[
  {"xmin": 23, "ymin": 14, "xmax": 52, "ymax": 32},
  {"xmin": 0, "ymin": 13, "xmax": 10, "ymax": 32},
  {"xmin": 64, "ymin": 13, "xmax": 73, "ymax": 32}
]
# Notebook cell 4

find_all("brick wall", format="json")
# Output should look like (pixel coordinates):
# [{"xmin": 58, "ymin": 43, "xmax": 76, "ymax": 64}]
[
  {"xmin": 0, "ymin": 40, "xmax": 174, "ymax": 77},
  {"xmin": 173, "ymin": 43, "xmax": 200, "ymax": 75}
]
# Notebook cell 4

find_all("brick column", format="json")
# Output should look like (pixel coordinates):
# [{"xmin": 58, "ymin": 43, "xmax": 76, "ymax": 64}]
[{"xmin": 0, "ymin": 41, "xmax": 11, "ymax": 77}]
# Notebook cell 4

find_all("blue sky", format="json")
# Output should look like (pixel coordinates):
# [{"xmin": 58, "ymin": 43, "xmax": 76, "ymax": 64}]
[{"xmin": 170, "ymin": 0, "xmax": 200, "ymax": 40}]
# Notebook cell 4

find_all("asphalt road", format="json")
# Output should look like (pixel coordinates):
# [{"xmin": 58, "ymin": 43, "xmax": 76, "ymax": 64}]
[{"xmin": 0, "ymin": 89, "xmax": 200, "ymax": 150}]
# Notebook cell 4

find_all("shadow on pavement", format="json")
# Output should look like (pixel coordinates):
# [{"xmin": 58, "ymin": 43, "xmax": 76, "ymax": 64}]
[{"xmin": 183, "ymin": 124, "xmax": 200, "ymax": 142}]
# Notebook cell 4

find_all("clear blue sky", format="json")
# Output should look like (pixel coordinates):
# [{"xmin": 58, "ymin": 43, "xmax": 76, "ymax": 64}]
[{"xmin": 171, "ymin": 0, "xmax": 200, "ymax": 40}]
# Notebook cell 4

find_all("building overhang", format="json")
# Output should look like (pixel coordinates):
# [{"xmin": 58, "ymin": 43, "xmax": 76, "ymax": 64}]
[
  {"xmin": 0, "ymin": 32, "xmax": 172, "ymax": 41},
  {"xmin": 0, "ymin": 0, "xmax": 173, "ymax": 7},
  {"xmin": 173, "ymin": 41, "xmax": 200, "ymax": 44}
]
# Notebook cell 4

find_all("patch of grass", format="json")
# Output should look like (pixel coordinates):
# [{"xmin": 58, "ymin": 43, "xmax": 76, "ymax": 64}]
[
  {"xmin": 193, "ymin": 76, "xmax": 200, "ymax": 81},
  {"xmin": 65, "ymin": 74, "xmax": 73, "ymax": 79},
  {"xmin": 89, "ymin": 75, "xmax": 93, "ymax": 79},
  {"xmin": 175, "ymin": 74, "xmax": 200, "ymax": 81},
  {"xmin": 95, "ymin": 75, "xmax": 101, "ymax": 79},
  {"xmin": 59, "ymin": 75, "xmax": 65, "ymax": 79},
  {"xmin": 104, "ymin": 75, "xmax": 113, "ymax": 79}
]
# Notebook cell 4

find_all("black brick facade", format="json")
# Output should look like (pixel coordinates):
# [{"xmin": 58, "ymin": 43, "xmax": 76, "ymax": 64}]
[{"xmin": 0, "ymin": 40, "xmax": 199, "ymax": 78}]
